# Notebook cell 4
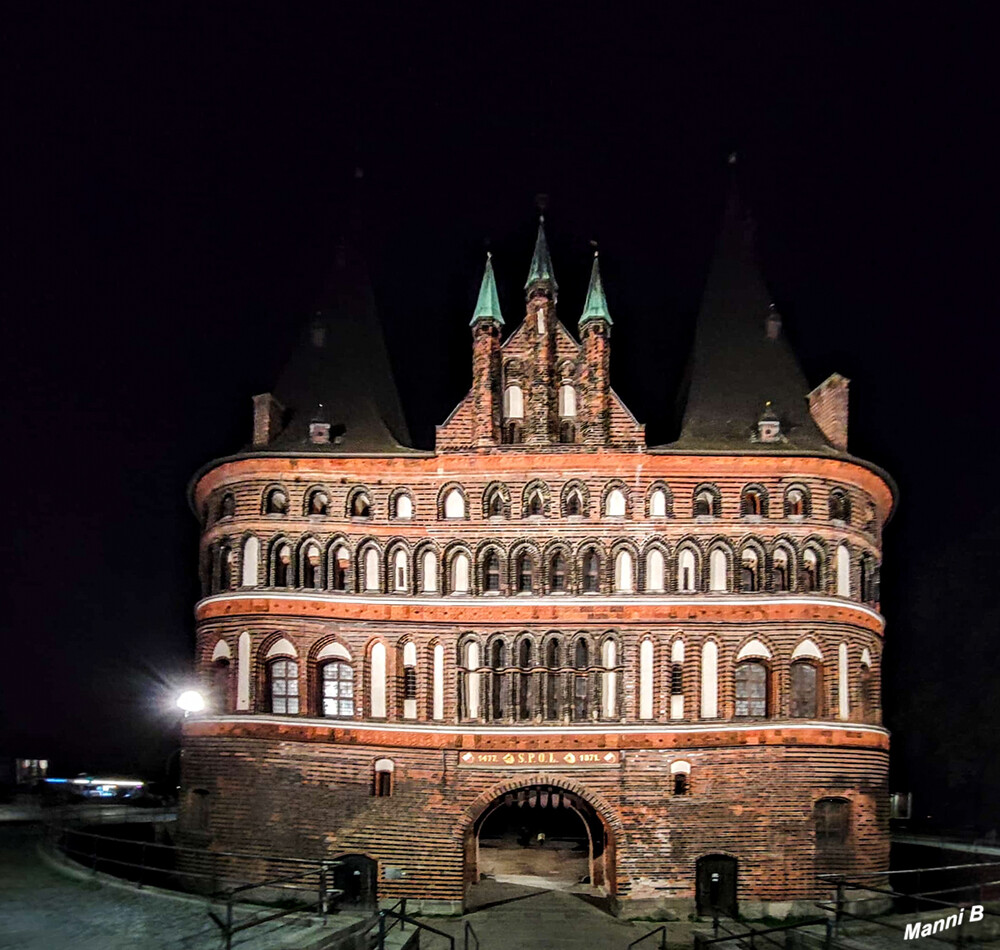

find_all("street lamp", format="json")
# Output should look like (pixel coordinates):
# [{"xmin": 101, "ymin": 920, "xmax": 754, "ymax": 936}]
[{"xmin": 176, "ymin": 689, "xmax": 206, "ymax": 717}]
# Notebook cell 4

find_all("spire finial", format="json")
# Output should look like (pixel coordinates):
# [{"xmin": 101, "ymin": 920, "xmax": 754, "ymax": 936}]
[
  {"xmin": 525, "ymin": 213, "xmax": 558, "ymax": 298},
  {"xmin": 471, "ymin": 252, "xmax": 504, "ymax": 327},
  {"xmin": 579, "ymin": 250, "xmax": 613, "ymax": 329}
]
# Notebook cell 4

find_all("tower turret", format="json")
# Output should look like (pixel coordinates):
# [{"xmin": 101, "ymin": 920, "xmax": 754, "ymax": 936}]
[
  {"xmin": 524, "ymin": 217, "xmax": 558, "ymax": 444},
  {"xmin": 578, "ymin": 252, "xmax": 612, "ymax": 444},
  {"xmin": 470, "ymin": 253, "xmax": 503, "ymax": 447}
]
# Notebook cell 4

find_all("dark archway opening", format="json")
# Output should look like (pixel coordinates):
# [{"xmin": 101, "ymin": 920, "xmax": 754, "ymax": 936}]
[
  {"xmin": 468, "ymin": 784, "xmax": 613, "ymax": 896},
  {"xmin": 696, "ymin": 854, "xmax": 738, "ymax": 918},
  {"xmin": 332, "ymin": 853, "xmax": 378, "ymax": 911}
]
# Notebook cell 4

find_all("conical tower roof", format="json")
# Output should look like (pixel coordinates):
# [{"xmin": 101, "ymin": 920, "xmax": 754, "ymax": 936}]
[
  {"xmin": 524, "ymin": 217, "xmax": 558, "ymax": 297},
  {"xmin": 470, "ymin": 252, "xmax": 504, "ymax": 326},
  {"xmin": 579, "ymin": 252, "xmax": 613, "ymax": 327},
  {"xmin": 671, "ymin": 183, "xmax": 832, "ymax": 452},
  {"xmin": 266, "ymin": 242, "xmax": 415, "ymax": 454}
]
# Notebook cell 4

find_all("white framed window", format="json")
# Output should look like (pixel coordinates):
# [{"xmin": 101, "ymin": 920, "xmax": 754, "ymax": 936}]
[
  {"xmin": 605, "ymin": 488, "xmax": 626, "ymax": 517},
  {"xmin": 451, "ymin": 553, "xmax": 470, "ymax": 594},
  {"xmin": 836, "ymin": 544, "xmax": 850, "ymax": 597},
  {"xmin": 402, "ymin": 641, "xmax": 417, "ymax": 720},
  {"xmin": 364, "ymin": 548, "xmax": 380, "ymax": 592},
  {"xmin": 432, "ymin": 643, "xmax": 444, "ymax": 720},
  {"xmin": 602, "ymin": 639, "xmax": 617, "ymax": 719},
  {"xmin": 241, "ymin": 536, "xmax": 259, "ymax": 587},
  {"xmin": 503, "ymin": 385, "xmax": 524, "ymax": 419},
  {"xmin": 678, "ymin": 548, "xmax": 697, "ymax": 592},
  {"xmin": 639, "ymin": 639, "xmax": 654, "ymax": 720},
  {"xmin": 370, "ymin": 642, "xmax": 387, "ymax": 718},
  {"xmin": 649, "ymin": 488, "xmax": 667, "ymax": 518},
  {"xmin": 558, "ymin": 384, "xmax": 577, "ymax": 417},
  {"xmin": 646, "ymin": 548, "xmax": 665, "ymax": 592},
  {"xmin": 444, "ymin": 488, "xmax": 465, "ymax": 519},
  {"xmin": 393, "ymin": 549, "xmax": 408, "ymax": 592},
  {"xmin": 614, "ymin": 549, "xmax": 633, "ymax": 592},
  {"xmin": 395, "ymin": 494, "xmax": 413, "ymax": 519},
  {"xmin": 709, "ymin": 549, "xmax": 728, "ymax": 591},
  {"xmin": 700, "ymin": 641, "xmax": 718, "ymax": 718}
]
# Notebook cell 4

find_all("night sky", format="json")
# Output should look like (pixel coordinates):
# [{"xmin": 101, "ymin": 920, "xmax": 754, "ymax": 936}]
[{"xmin": 5, "ymin": 6, "xmax": 997, "ymax": 827}]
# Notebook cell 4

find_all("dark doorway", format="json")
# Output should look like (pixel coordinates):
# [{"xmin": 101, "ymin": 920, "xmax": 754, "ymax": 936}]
[
  {"xmin": 468, "ymin": 784, "xmax": 613, "ymax": 895},
  {"xmin": 332, "ymin": 853, "xmax": 377, "ymax": 911},
  {"xmin": 696, "ymin": 854, "xmax": 738, "ymax": 918}
]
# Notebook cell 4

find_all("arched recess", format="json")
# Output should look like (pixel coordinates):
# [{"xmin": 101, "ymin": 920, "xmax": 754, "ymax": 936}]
[{"xmin": 460, "ymin": 776, "xmax": 621, "ymax": 898}]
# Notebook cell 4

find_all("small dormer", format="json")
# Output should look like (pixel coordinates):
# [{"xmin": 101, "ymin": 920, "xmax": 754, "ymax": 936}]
[
  {"xmin": 754, "ymin": 401, "xmax": 784, "ymax": 444},
  {"xmin": 309, "ymin": 403, "xmax": 331, "ymax": 445}
]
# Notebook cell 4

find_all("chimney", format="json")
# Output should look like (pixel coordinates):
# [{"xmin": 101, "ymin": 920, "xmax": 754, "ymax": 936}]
[
  {"xmin": 808, "ymin": 373, "xmax": 849, "ymax": 451},
  {"xmin": 252, "ymin": 393, "xmax": 285, "ymax": 446}
]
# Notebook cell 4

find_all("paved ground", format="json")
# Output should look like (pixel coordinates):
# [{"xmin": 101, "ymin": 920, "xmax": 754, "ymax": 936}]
[{"xmin": 0, "ymin": 825, "xmax": 362, "ymax": 950}]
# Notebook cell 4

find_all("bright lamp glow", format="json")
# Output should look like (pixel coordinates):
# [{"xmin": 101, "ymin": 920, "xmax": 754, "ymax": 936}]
[{"xmin": 176, "ymin": 690, "xmax": 206, "ymax": 713}]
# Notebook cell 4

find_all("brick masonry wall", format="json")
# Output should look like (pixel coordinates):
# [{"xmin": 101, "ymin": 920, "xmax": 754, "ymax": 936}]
[{"xmin": 180, "ymin": 725, "xmax": 888, "ymax": 904}]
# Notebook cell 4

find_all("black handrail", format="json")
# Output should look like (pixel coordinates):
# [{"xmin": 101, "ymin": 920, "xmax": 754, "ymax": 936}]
[
  {"xmin": 628, "ymin": 923, "xmax": 666, "ymax": 949},
  {"xmin": 464, "ymin": 919, "xmax": 480, "ymax": 950},
  {"xmin": 375, "ymin": 909, "xmax": 456, "ymax": 949}
]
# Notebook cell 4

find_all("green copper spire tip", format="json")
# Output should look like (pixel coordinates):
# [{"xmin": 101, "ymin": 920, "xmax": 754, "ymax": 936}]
[
  {"xmin": 524, "ymin": 216, "xmax": 558, "ymax": 296},
  {"xmin": 470, "ymin": 251, "xmax": 504, "ymax": 326},
  {"xmin": 579, "ymin": 251, "xmax": 613, "ymax": 327}
]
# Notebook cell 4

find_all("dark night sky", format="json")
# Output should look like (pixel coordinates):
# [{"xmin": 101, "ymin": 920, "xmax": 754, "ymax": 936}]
[{"xmin": 4, "ymin": 5, "xmax": 998, "ymax": 824}]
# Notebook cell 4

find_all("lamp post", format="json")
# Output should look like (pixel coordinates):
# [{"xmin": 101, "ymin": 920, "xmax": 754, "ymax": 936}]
[{"xmin": 176, "ymin": 690, "xmax": 205, "ymax": 718}]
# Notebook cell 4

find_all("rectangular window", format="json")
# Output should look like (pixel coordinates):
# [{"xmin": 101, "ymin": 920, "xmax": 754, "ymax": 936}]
[{"xmin": 375, "ymin": 771, "xmax": 392, "ymax": 797}]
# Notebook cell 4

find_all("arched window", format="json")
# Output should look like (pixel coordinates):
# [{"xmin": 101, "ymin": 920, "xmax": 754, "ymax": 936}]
[
  {"xmin": 860, "ymin": 554, "xmax": 879, "ymax": 603},
  {"xmin": 350, "ymin": 491, "xmax": 371, "ymax": 518},
  {"xmin": 302, "ymin": 543, "xmax": 321, "ymax": 589},
  {"xmin": 671, "ymin": 760, "xmax": 691, "ymax": 796},
  {"xmin": 503, "ymin": 385, "xmax": 524, "ymax": 419},
  {"xmin": 274, "ymin": 543, "xmax": 292, "ymax": 587},
  {"xmin": 803, "ymin": 548, "xmax": 820, "ymax": 591},
  {"xmin": 490, "ymin": 639, "xmax": 507, "ymax": 720},
  {"xmin": 545, "ymin": 639, "xmax": 561, "ymax": 720},
  {"xmin": 700, "ymin": 641, "xmax": 718, "ymax": 718},
  {"xmin": 219, "ymin": 492, "xmax": 236, "ymax": 519},
  {"xmin": 517, "ymin": 638, "xmax": 533, "ymax": 720},
  {"xmin": 709, "ymin": 548, "xmax": 728, "ymax": 591},
  {"xmin": 516, "ymin": 553, "xmax": 534, "ymax": 593},
  {"xmin": 505, "ymin": 421, "xmax": 524, "ymax": 444},
  {"xmin": 394, "ymin": 494, "xmax": 413, "ymax": 520},
  {"xmin": 740, "ymin": 486, "xmax": 767, "ymax": 518},
  {"xmin": 836, "ymin": 544, "xmax": 851, "ymax": 597},
  {"xmin": 268, "ymin": 658, "xmax": 299, "ymax": 714},
  {"xmin": 694, "ymin": 488, "xmax": 719, "ymax": 518},
  {"xmin": 785, "ymin": 486, "xmax": 809, "ymax": 518},
  {"xmin": 639, "ymin": 639, "xmax": 654, "ymax": 720},
  {"xmin": 734, "ymin": 661, "xmax": 768, "ymax": 717},
  {"xmin": 602, "ymin": 639, "xmax": 618, "ymax": 719},
  {"xmin": 321, "ymin": 661, "xmax": 355, "ymax": 717},
  {"xmin": 790, "ymin": 661, "xmax": 819, "ymax": 718},
  {"xmin": 444, "ymin": 488, "xmax": 466, "ymax": 519},
  {"xmin": 265, "ymin": 487, "xmax": 289, "ymax": 515},
  {"xmin": 307, "ymin": 488, "xmax": 330, "ymax": 516},
  {"xmin": 829, "ymin": 489, "xmax": 851, "ymax": 523},
  {"xmin": 582, "ymin": 549, "xmax": 600, "ymax": 593},
  {"xmin": 649, "ymin": 488, "xmax": 668, "ymax": 518},
  {"xmin": 210, "ymin": 655, "xmax": 231, "ymax": 712},
  {"xmin": 421, "ymin": 549, "xmax": 438, "ymax": 593},
  {"xmin": 670, "ymin": 640, "xmax": 685, "ymax": 719},
  {"xmin": 432, "ymin": 643, "xmax": 444, "ymax": 721},
  {"xmin": 374, "ymin": 758, "xmax": 394, "ymax": 798},
  {"xmin": 739, "ymin": 548, "xmax": 759, "ymax": 592},
  {"xmin": 550, "ymin": 551, "xmax": 567, "ymax": 592},
  {"xmin": 678, "ymin": 548, "xmax": 697, "ymax": 592},
  {"xmin": 402, "ymin": 641, "xmax": 417, "ymax": 720},
  {"xmin": 450, "ymin": 552, "xmax": 470, "ymax": 594},
  {"xmin": 605, "ymin": 488, "xmax": 626, "ymax": 517},
  {"xmin": 565, "ymin": 489, "xmax": 583, "ymax": 517},
  {"xmin": 484, "ymin": 551, "xmax": 501, "ymax": 592},
  {"xmin": 331, "ymin": 545, "xmax": 350, "ymax": 591},
  {"xmin": 219, "ymin": 545, "xmax": 234, "ymax": 591},
  {"xmin": 645, "ymin": 548, "xmax": 665, "ymax": 592},
  {"xmin": 815, "ymin": 798, "xmax": 850, "ymax": 849},
  {"xmin": 392, "ymin": 549, "xmax": 408, "ymax": 592},
  {"xmin": 526, "ymin": 490, "xmax": 545, "ymax": 517},
  {"xmin": 363, "ymin": 547, "xmax": 380, "ymax": 592},
  {"xmin": 614, "ymin": 549, "xmax": 633, "ymax": 592},
  {"xmin": 573, "ymin": 639, "xmax": 590, "ymax": 721},
  {"xmin": 463, "ymin": 640, "xmax": 482, "ymax": 720},
  {"xmin": 838, "ymin": 642, "xmax": 849, "ymax": 720},
  {"xmin": 370, "ymin": 642, "xmax": 387, "ymax": 718},
  {"xmin": 241, "ymin": 536, "xmax": 259, "ymax": 587},
  {"xmin": 558, "ymin": 384, "xmax": 577, "ymax": 418},
  {"xmin": 772, "ymin": 548, "xmax": 790, "ymax": 592},
  {"xmin": 485, "ymin": 486, "xmax": 507, "ymax": 519},
  {"xmin": 859, "ymin": 652, "xmax": 874, "ymax": 720}
]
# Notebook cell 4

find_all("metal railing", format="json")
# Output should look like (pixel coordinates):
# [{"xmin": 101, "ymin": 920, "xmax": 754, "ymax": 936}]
[
  {"xmin": 628, "ymin": 923, "xmax": 667, "ymax": 949},
  {"xmin": 695, "ymin": 914, "xmax": 830, "ymax": 950},
  {"xmin": 208, "ymin": 863, "xmax": 343, "ymax": 950}
]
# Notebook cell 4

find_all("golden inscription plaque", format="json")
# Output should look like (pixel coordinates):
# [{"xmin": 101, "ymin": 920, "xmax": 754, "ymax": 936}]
[{"xmin": 457, "ymin": 750, "xmax": 621, "ymax": 769}]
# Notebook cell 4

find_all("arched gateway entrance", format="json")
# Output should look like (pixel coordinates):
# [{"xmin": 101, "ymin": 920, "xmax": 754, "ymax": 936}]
[{"xmin": 464, "ymin": 783, "xmax": 615, "ymax": 894}]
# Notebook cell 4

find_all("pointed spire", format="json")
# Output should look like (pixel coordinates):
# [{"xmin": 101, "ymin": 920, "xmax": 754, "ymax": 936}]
[
  {"xmin": 579, "ymin": 251, "xmax": 613, "ymax": 328},
  {"xmin": 524, "ymin": 216, "xmax": 558, "ymax": 298},
  {"xmin": 470, "ymin": 251, "xmax": 504, "ymax": 326}
]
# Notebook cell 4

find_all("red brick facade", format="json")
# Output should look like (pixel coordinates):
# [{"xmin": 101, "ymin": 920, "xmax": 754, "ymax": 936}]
[{"xmin": 180, "ymin": 225, "xmax": 894, "ymax": 917}]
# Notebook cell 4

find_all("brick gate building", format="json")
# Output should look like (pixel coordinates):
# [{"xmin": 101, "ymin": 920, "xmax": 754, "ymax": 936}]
[{"xmin": 180, "ymin": 189, "xmax": 895, "ymax": 917}]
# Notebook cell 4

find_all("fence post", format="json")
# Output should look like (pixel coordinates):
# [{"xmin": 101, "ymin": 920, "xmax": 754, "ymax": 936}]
[
  {"xmin": 835, "ymin": 881, "xmax": 845, "ymax": 936},
  {"xmin": 401, "ymin": 897, "xmax": 406, "ymax": 931},
  {"xmin": 824, "ymin": 917, "xmax": 833, "ymax": 950},
  {"xmin": 138, "ymin": 841, "xmax": 146, "ymax": 889},
  {"xmin": 378, "ymin": 910, "xmax": 387, "ymax": 949},
  {"xmin": 225, "ymin": 899, "xmax": 234, "ymax": 950},
  {"xmin": 955, "ymin": 914, "xmax": 965, "ymax": 950},
  {"xmin": 660, "ymin": 925, "xmax": 667, "ymax": 950},
  {"xmin": 713, "ymin": 912, "xmax": 720, "ymax": 937},
  {"xmin": 319, "ymin": 865, "xmax": 327, "ymax": 919}
]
